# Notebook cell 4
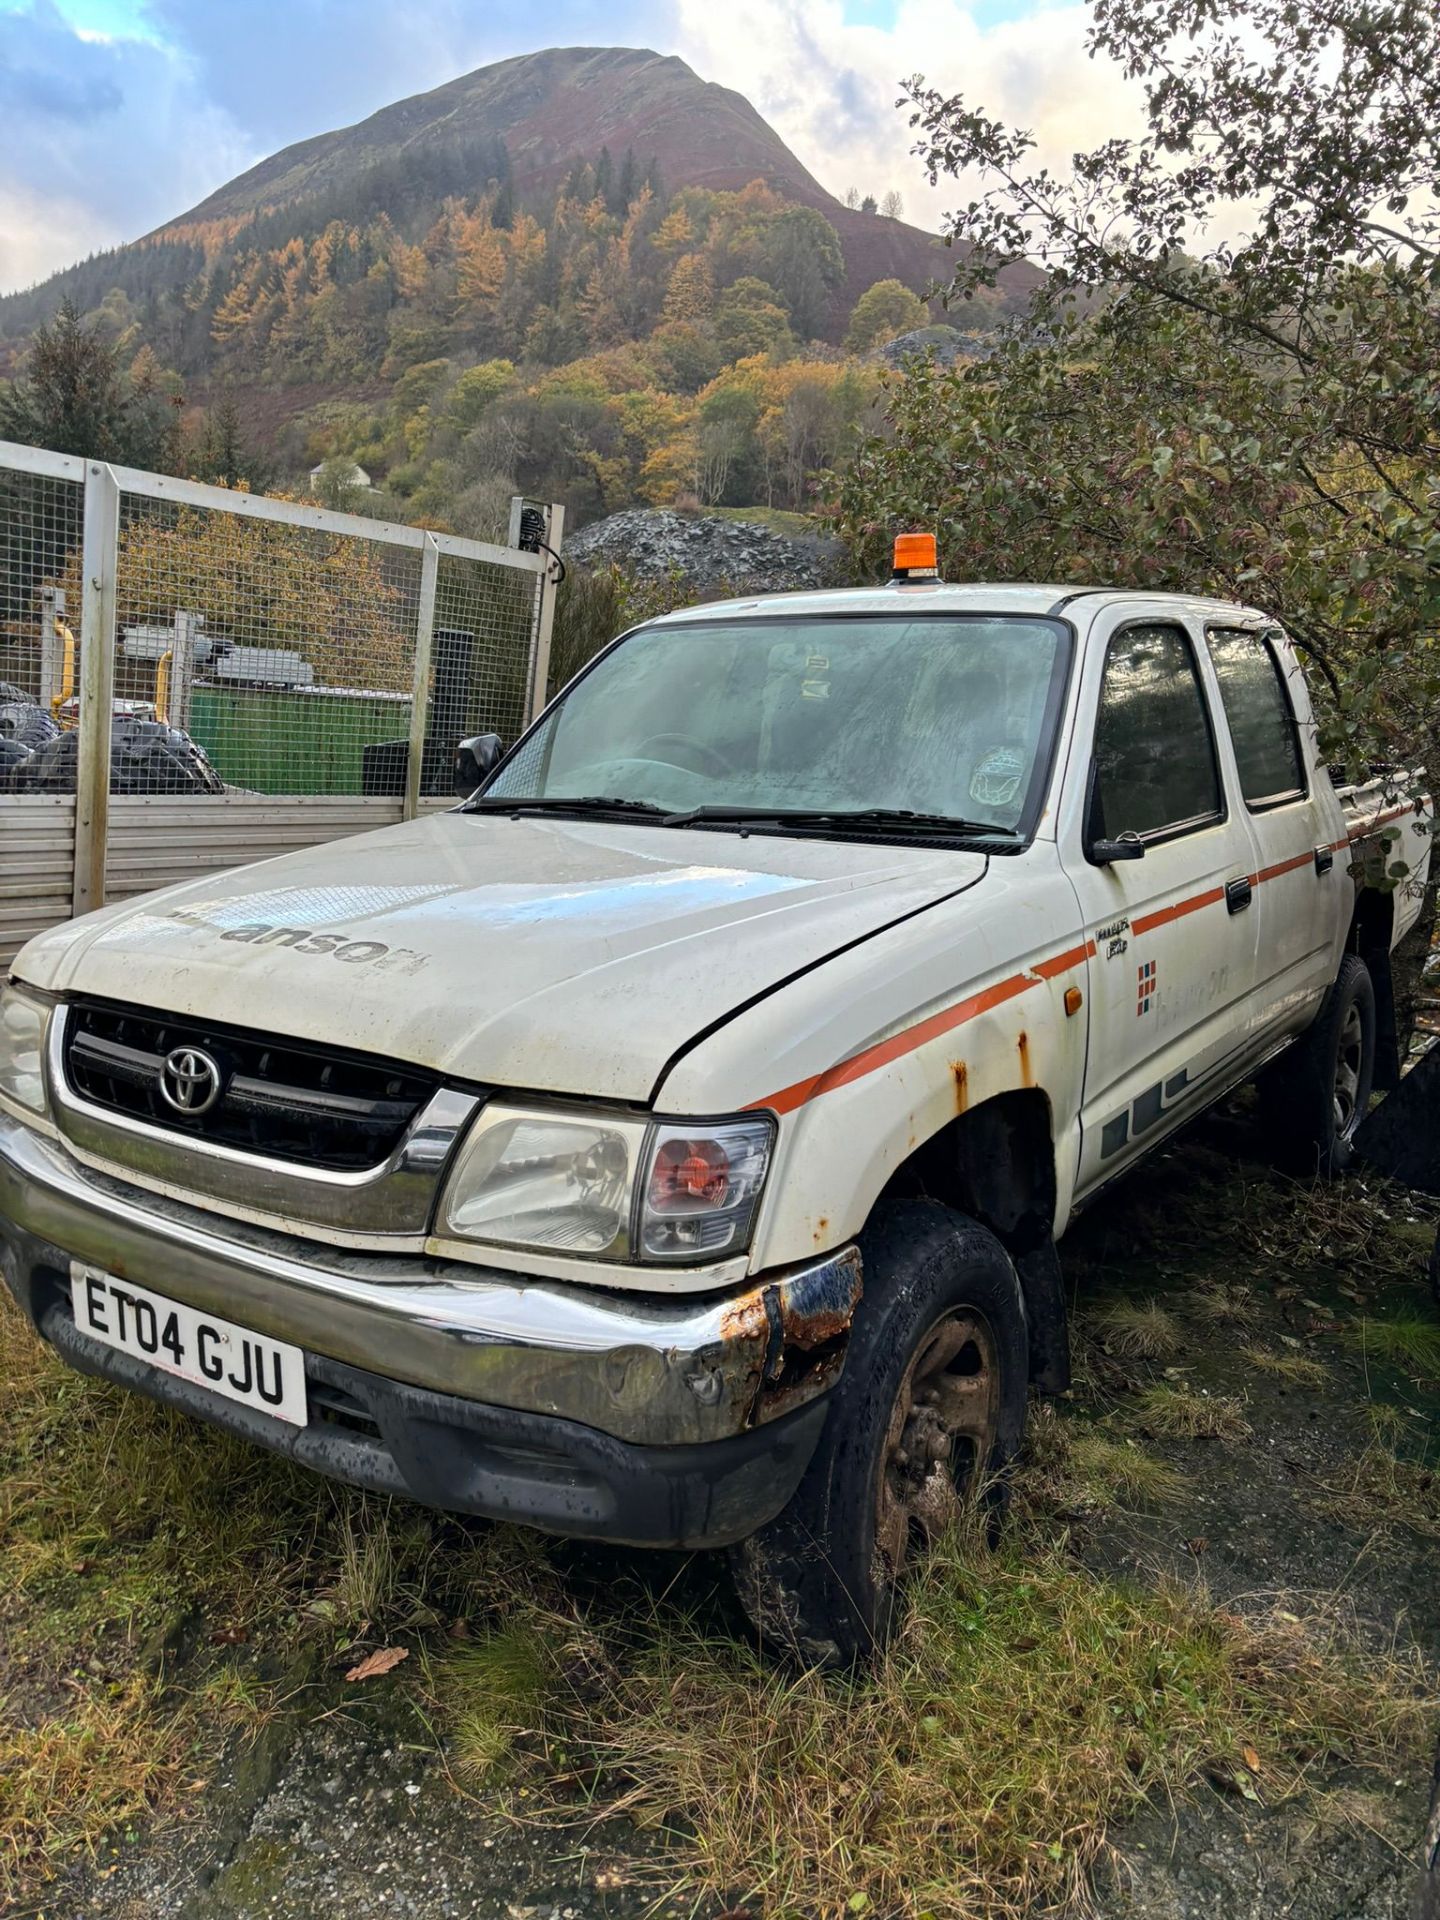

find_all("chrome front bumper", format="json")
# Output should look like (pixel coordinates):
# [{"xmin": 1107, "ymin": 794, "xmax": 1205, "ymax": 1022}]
[{"xmin": 0, "ymin": 1112, "xmax": 862, "ymax": 1449}]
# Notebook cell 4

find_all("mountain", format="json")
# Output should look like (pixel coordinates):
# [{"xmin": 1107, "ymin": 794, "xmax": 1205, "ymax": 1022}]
[
  {"xmin": 173, "ymin": 48, "xmax": 833, "ymax": 224},
  {"xmin": 159, "ymin": 46, "xmax": 982, "ymax": 327},
  {"xmin": 0, "ymin": 47, "xmax": 1041, "ymax": 538},
  {"xmin": 5, "ymin": 47, "xmax": 1032, "ymax": 342}
]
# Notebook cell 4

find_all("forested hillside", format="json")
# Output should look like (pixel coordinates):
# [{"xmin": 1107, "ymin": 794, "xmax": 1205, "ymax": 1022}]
[{"xmin": 0, "ymin": 47, "xmax": 1034, "ymax": 537}]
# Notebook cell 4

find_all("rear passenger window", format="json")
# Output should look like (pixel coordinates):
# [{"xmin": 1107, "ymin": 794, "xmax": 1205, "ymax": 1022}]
[
  {"xmin": 1091, "ymin": 623, "xmax": 1222, "ymax": 842},
  {"xmin": 1207, "ymin": 627, "xmax": 1307, "ymax": 807}
]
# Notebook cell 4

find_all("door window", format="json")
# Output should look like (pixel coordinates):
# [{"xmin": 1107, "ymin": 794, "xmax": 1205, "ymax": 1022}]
[
  {"xmin": 1206, "ymin": 627, "xmax": 1307, "ymax": 808},
  {"xmin": 1090, "ymin": 623, "xmax": 1223, "ymax": 843}
]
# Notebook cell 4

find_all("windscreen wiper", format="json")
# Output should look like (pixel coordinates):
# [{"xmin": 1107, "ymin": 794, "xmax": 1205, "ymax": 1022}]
[
  {"xmin": 659, "ymin": 805, "xmax": 1022, "ymax": 838},
  {"xmin": 465, "ymin": 794, "xmax": 669, "ymax": 818}
]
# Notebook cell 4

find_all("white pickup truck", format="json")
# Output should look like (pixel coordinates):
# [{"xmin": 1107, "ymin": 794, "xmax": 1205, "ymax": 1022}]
[{"xmin": 0, "ymin": 554, "xmax": 1429, "ymax": 1663}]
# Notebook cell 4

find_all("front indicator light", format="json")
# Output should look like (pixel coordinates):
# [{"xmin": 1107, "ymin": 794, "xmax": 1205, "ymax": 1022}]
[{"xmin": 640, "ymin": 1118, "xmax": 773, "ymax": 1262}]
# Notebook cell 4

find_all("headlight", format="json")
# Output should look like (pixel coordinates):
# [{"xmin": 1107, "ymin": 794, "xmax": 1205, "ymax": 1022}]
[
  {"xmin": 438, "ymin": 1104, "xmax": 775, "ymax": 1265},
  {"xmin": 0, "ymin": 982, "xmax": 52, "ymax": 1117}
]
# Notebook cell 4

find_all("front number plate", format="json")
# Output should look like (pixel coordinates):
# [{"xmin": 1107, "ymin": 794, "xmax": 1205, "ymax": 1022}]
[{"xmin": 70, "ymin": 1265, "xmax": 308, "ymax": 1427}]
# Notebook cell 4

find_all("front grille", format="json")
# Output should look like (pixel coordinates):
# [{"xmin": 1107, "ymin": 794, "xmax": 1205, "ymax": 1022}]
[{"xmin": 63, "ymin": 1000, "xmax": 440, "ymax": 1171}]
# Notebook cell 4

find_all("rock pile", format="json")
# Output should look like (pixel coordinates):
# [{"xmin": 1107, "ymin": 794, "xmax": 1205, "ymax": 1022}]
[{"xmin": 565, "ymin": 508, "xmax": 844, "ymax": 595}]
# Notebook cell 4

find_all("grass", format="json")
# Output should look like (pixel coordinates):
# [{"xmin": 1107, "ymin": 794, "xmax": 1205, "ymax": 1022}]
[
  {"xmin": 1189, "ymin": 1283, "xmax": 1260, "ymax": 1330},
  {"xmin": 5, "ymin": 1267, "xmax": 1426, "ymax": 1920},
  {"xmin": 0, "ymin": 1293, "xmax": 449, "ymax": 1905},
  {"xmin": 424, "ymin": 1519, "xmax": 1429, "ymax": 1920},
  {"xmin": 1315, "ymin": 1441, "xmax": 1440, "ymax": 1541},
  {"xmin": 1345, "ymin": 1315, "xmax": 1440, "ymax": 1378},
  {"xmin": 1222, "ymin": 1164, "xmax": 1430, "ymax": 1284},
  {"xmin": 1126, "ymin": 1384, "xmax": 1254, "ymax": 1442},
  {"xmin": 1241, "ymin": 1344, "xmax": 1333, "ymax": 1389},
  {"xmin": 3, "ymin": 1105, "xmax": 1438, "ymax": 1913},
  {"xmin": 1024, "ymin": 1415, "xmax": 1187, "ymax": 1512},
  {"xmin": 433, "ymin": 1625, "xmax": 557, "ymax": 1787},
  {"xmin": 0, "ymin": 1677, "xmax": 190, "ymax": 1884},
  {"xmin": 1087, "ymin": 1298, "xmax": 1184, "ymax": 1359},
  {"xmin": 705, "ymin": 505, "xmax": 821, "ymax": 536}
]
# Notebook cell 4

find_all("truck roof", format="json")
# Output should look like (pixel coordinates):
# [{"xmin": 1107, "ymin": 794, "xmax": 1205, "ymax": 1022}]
[{"xmin": 649, "ymin": 581, "xmax": 1270, "ymax": 626}]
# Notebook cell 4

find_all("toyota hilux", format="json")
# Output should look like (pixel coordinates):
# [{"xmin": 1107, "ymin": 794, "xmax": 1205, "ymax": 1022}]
[{"xmin": 0, "ymin": 546, "xmax": 1429, "ymax": 1662}]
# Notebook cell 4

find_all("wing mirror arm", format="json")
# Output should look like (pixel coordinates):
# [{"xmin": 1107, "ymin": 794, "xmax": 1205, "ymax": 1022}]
[{"xmin": 454, "ymin": 733, "xmax": 504, "ymax": 797}]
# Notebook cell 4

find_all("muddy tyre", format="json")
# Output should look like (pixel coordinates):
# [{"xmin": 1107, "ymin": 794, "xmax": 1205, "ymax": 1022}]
[
  {"xmin": 1260, "ymin": 954, "xmax": 1376, "ymax": 1178},
  {"xmin": 730, "ymin": 1200, "xmax": 1028, "ymax": 1668}
]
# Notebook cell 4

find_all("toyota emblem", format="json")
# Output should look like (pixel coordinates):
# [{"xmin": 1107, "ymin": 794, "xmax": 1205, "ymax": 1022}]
[{"xmin": 158, "ymin": 1046, "xmax": 224, "ymax": 1116}]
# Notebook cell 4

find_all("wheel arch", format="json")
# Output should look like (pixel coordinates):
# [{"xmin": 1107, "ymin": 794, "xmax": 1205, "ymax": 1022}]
[{"xmin": 875, "ymin": 1086, "xmax": 1069, "ymax": 1390}]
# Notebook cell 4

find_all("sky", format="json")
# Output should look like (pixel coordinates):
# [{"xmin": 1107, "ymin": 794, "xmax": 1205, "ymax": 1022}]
[{"xmin": 0, "ymin": 0, "xmax": 1137, "ymax": 295}]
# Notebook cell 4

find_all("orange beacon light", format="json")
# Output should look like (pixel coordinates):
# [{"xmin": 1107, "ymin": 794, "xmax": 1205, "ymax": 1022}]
[{"xmin": 891, "ymin": 531, "xmax": 940, "ymax": 581}]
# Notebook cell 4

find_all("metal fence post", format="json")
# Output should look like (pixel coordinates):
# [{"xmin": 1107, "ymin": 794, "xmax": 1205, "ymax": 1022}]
[
  {"xmin": 171, "ymin": 609, "xmax": 198, "ymax": 733},
  {"xmin": 526, "ymin": 502, "xmax": 566, "ymax": 722},
  {"xmin": 39, "ymin": 585, "xmax": 65, "ymax": 709},
  {"xmin": 72, "ymin": 463, "xmax": 120, "ymax": 917},
  {"xmin": 403, "ymin": 536, "xmax": 440, "ymax": 821}
]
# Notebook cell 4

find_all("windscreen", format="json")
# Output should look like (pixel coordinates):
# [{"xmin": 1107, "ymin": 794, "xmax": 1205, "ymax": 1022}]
[{"xmin": 489, "ymin": 614, "xmax": 1070, "ymax": 833}]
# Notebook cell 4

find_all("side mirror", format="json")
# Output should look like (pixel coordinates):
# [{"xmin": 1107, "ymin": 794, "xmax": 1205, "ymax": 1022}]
[
  {"xmin": 1090, "ymin": 835, "xmax": 1146, "ymax": 865},
  {"xmin": 454, "ymin": 733, "xmax": 503, "ymax": 796}
]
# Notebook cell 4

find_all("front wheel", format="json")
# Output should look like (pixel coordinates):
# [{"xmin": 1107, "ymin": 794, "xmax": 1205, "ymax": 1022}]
[
  {"xmin": 730, "ymin": 1200, "xmax": 1029, "ymax": 1668},
  {"xmin": 1260, "ymin": 953, "xmax": 1376, "ymax": 1178}
]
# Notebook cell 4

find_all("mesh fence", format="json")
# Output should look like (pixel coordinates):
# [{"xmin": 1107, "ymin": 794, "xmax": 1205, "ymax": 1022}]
[
  {"xmin": 102, "ymin": 494, "xmax": 548, "ymax": 801},
  {"xmin": 422, "ymin": 550, "xmax": 540, "ymax": 796},
  {"xmin": 0, "ymin": 457, "xmax": 85, "ymax": 753},
  {"xmin": 105, "ymin": 491, "xmax": 431, "ymax": 798},
  {"xmin": 1, "ymin": 443, "xmax": 554, "ymax": 956},
  {"xmin": 0, "ymin": 447, "xmax": 548, "ymax": 804}
]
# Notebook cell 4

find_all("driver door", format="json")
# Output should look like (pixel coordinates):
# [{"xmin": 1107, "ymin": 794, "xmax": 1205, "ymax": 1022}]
[{"xmin": 1064, "ymin": 612, "xmax": 1260, "ymax": 1196}]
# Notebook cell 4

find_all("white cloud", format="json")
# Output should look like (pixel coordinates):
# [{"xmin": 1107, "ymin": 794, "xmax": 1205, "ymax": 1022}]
[
  {"xmin": 0, "ymin": 179, "xmax": 120, "ymax": 293},
  {"xmin": 667, "ymin": 0, "xmax": 1142, "ymax": 236},
  {"xmin": 0, "ymin": 0, "xmax": 255, "ymax": 294}
]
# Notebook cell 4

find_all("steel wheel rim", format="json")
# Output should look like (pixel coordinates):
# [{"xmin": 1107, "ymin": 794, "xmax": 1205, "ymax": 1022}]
[
  {"xmin": 873, "ymin": 1307, "xmax": 1000, "ymax": 1583},
  {"xmin": 1333, "ymin": 1001, "xmax": 1365, "ymax": 1137}
]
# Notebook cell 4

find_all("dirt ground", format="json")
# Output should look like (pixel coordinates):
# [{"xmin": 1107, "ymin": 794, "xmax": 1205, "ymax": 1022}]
[{"xmin": 6, "ymin": 1095, "xmax": 1438, "ymax": 1920}]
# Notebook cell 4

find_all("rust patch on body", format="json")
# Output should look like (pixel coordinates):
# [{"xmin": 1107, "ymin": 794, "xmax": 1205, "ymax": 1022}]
[
  {"xmin": 754, "ymin": 1348, "xmax": 847, "ymax": 1424},
  {"xmin": 718, "ymin": 1291, "xmax": 771, "ymax": 1345},
  {"xmin": 725, "ymin": 1249, "xmax": 864, "ymax": 1428},
  {"xmin": 812, "ymin": 1215, "xmax": 831, "ymax": 1246},
  {"xmin": 1018, "ymin": 1030, "xmax": 1033, "ymax": 1087},
  {"xmin": 775, "ymin": 1249, "xmax": 863, "ymax": 1350},
  {"xmin": 950, "ymin": 1060, "xmax": 969, "ymax": 1112}
]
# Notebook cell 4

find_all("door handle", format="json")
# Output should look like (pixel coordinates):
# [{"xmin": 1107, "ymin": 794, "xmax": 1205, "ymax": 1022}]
[
  {"xmin": 1226, "ymin": 876, "xmax": 1253, "ymax": 914},
  {"xmin": 1314, "ymin": 844, "xmax": 1335, "ymax": 875}
]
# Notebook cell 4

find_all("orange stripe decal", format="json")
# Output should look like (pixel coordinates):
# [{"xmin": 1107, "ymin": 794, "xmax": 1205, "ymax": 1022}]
[
  {"xmin": 751, "ymin": 802, "xmax": 1417, "ymax": 1116},
  {"xmin": 749, "ymin": 939, "xmax": 1095, "ymax": 1116},
  {"xmin": 1348, "ymin": 804, "xmax": 1412, "ymax": 842},
  {"xmin": 1131, "ymin": 887, "xmax": 1225, "ymax": 936},
  {"xmin": 1255, "ymin": 849, "xmax": 1317, "ymax": 884}
]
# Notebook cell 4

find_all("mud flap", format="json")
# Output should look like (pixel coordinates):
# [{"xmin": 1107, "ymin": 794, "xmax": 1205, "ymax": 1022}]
[{"xmin": 1014, "ymin": 1239, "xmax": 1070, "ymax": 1394}]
